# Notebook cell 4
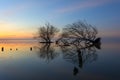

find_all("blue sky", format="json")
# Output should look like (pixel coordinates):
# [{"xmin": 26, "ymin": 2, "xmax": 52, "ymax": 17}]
[{"xmin": 0, "ymin": 0, "xmax": 120, "ymax": 39}]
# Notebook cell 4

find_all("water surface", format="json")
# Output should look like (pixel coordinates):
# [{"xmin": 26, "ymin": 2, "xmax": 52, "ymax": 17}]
[{"xmin": 0, "ymin": 39, "xmax": 119, "ymax": 80}]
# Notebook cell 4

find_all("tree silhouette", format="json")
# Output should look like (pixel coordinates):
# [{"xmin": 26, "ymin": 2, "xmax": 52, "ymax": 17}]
[
  {"xmin": 33, "ymin": 20, "xmax": 101, "ymax": 76},
  {"xmin": 36, "ymin": 23, "xmax": 59, "ymax": 43},
  {"xmin": 56, "ymin": 21, "xmax": 100, "ymax": 46}
]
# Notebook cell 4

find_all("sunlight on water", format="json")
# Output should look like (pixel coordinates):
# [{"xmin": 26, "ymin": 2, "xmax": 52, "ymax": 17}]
[{"xmin": 0, "ymin": 43, "xmax": 33, "ymax": 60}]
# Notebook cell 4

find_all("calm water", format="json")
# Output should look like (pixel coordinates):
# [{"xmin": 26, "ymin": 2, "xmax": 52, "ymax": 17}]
[{"xmin": 0, "ymin": 39, "xmax": 119, "ymax": 80}]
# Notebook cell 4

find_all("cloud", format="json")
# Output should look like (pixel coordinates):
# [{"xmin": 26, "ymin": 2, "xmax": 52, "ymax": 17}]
[{"xmin": 56, "ymin": 0, "xmax": 114, "ymax": 13}]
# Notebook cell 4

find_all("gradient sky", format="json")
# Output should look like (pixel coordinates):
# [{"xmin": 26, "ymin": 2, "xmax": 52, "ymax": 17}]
[{"xmin": 0, "ymin": 0, "xmax": 120, "ymax": 39}]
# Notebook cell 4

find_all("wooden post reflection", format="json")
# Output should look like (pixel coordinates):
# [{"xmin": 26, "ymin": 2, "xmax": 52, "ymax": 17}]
[
  {"xmin": 0, "ymin": 47, "xmax": 33, "ymax": 52},
  {"xmin": 1, "ymin": 47, "xmax": 4, "ymax": 52},
  {"xmin": 30, "ymin": 47, "xmax": 32, "ymax": 51}
]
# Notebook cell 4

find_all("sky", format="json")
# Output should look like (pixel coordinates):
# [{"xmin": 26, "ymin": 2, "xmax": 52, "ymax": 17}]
[{"xmin": 0, "ymin": 0, "xmax": 120, "ymax": 39}]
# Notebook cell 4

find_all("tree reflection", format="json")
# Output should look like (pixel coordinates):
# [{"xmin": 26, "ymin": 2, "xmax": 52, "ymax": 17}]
[
  {"xmin": 60, "ymin": 41, "xmax": 101, "ymax": 76},
  {"xmin": 35, "ymin": 43, "xmax": 59, "ymax": 62},
  {"xmin": 34, "ymin": 20, "xmax": 101, "ymax": 76}
]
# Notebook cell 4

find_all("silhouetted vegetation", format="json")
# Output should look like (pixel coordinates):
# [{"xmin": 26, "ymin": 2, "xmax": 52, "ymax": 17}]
[
  {"xmin": 36, "ymin": 23, "xmax": 59, "ymax": 43},
  {"xmin": 35, "ymin": 21, "xmax": 101, "ymax": 46},
  {"xmin": 34, "ymin": 20, "xmax": 101, "ymax": 76},
  {"xmin": 56, "ymin": 21, "xmax": 101, "ymax": 46}
]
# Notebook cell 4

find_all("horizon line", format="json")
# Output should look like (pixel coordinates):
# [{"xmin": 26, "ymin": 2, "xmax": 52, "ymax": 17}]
[{"xmin": 0, "ymin": 38, "xmax": 35, "ymax": 40}]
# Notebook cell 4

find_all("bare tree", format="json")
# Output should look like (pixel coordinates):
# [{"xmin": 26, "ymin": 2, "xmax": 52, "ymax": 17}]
[
  {"xmin": 63, "ymin": 21, "xmax": 97, "ymax": 40},
  {"xmin": 37, "ymin": 23, "xmax": 59, "ymax": 43},
  {"xmin": 57, "ymin": 21, "xmax": 100, "ymax": 45}
]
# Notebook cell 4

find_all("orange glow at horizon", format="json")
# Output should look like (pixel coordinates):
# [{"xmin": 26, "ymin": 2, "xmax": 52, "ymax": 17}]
[
  {"xmin": 0, "ymin": 32, "xmax": 33, "ymax": 39},
  {"xmin": 0, "ymin": 29, "xmax": 120, "ymax": 39},
  {"xmin": 0, "ymin": 21, "xmax": 35, "ymax": 39}
]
